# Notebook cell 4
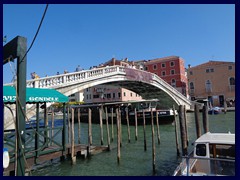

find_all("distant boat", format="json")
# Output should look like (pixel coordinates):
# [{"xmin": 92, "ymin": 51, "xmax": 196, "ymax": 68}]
[
  {"xmin": 208, "ymin": 107, "xmax": 222, "ymax": 115},
  {"xmin": 128, "ymin": 100, "xmax": 177, "ymax": 125}
]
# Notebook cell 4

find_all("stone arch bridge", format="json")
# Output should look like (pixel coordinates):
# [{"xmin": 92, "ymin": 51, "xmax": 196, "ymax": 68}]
[{"xmin": 6, "ymin": 66, "xmax": 192, "ymax": 109}]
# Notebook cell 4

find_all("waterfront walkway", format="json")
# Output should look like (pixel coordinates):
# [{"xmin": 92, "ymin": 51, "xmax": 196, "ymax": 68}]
[{"xmin": 4, "ymin": 144, "xmax": 108, "ymax": 175}]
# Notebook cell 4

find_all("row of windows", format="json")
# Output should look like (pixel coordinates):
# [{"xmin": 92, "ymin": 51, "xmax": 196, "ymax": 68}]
[
  {"xmin": 146, "ymin": 61, "xmax": 175, "ymax": 71},
  {"xmin": 189, "ymin": 77, "xmax": 235, "ymax": 89},
  {"xmin": 154, "ymin": 69, "xmax": 176, "ymax": 76},
  {"xmin": 85, "ymin": 92, "xmax": 140, "ymax": 99},
  {"xmin": 189, "ymin": 66, "xmax": 233, "ymax": 75}
]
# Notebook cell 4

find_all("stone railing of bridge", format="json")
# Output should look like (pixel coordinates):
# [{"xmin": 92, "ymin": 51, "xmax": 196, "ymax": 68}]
[
  {"xmin": 24, "ymin": 66, "xmax": 126, "ymax": 88},
  {"xmin": 4, "ymin": 65, "xmax": 192, "ymax": 107},
  {"xmin": 152, "ymin": 74, "xmax": 190, "ymax": 105}
]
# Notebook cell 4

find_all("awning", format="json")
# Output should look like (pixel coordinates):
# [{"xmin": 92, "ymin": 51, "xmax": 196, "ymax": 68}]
[{"xmin": 3, "ymin": 86, "xmax": 69, "ymax": 103}]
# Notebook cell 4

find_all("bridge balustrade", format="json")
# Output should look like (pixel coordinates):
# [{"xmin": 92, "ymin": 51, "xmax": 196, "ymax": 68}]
[{"xmin": 5, "ymin": 65, "xmax": 192, "ymax": 108}]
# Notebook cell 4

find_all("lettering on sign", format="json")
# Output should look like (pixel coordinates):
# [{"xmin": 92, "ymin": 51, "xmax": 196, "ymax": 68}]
[
  {"xmin": 3, "ymin": 96, "xmax": 16, "ymax": 102},
  {"xmin": 29, "ymin": 97, "xmax": 59, "ymax": 102}
]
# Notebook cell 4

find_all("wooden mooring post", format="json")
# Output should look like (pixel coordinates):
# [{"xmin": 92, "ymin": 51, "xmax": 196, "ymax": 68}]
[
  {"xmin": 111, "ymin": 108, "xmax": 114, "ymax": 142},
  {"xmin": 126, "ymin": 107, "xmax": 131, "ymax": 143},
  {"xmin": 87, "ymin": 108, "xmax": 92, "ymax": 157},
  {"xmin": 142, "ymin": 109, "xmax": 147, "ymax": 151},
  {"xmin": 224, "ymin": 99, "xmax": 227, "ymax": 114},
  {"xmin": 105, "ymin": 107, "xmax": 111, "ymax": 151},
  {"xmin": 151, "ymin": 108, "xmax": 156, "ymax": 174},
  {"xmin": 173, "ymin": 105, "xmax": 180, "ymax": 156},
  {"xmin": 77, "ymin": 108, "xmax": 81, "ymax": 144},
  {"xmin": 194, "ymin": 104, "xmax": 201, "ymax": 138},
  {"xmin": 134, "ymin": 108, "xmax": 138, "ymax": 141},
  {"xmin": 99, "ymin": 106, "xmax": 104, "ymax": 145},
  {"xmin": 117, "ymin": 108, "xmax": 122, "ymax": 147},
  {"xmin": 178, "ymin": 105, "xmax": 188, "ymax": 156},
  {"xmin": 116, "ymin": 108, "xmax": 121, "ymax": 164},
  {"xmin": 202, "ymin": 102, "xmax": 209, "ymax": 133},
  {"xmin": 51, "ymin": 108, "xmax": 55, "ymax": 146},
  {"xmin": 44, "ymin": 102, "xmax": 49, "ymax": 147},
  {"xmin": 68, "ymin": 106, "xmax": 71, "ymax": 144},
  {"xmin": 71, "ymin": 108, "xmax": 76, "ymax": 165},
  {"xmin": 156, "ymin": 110, "xmax": 160, "ymax": 145},
  {"xmin": 35, "ymin": 103, "xmax": 40, "ymax": 162},
  {"xmin": 183, "ymin": 105, "xmax": 189, "ymax": 146}
]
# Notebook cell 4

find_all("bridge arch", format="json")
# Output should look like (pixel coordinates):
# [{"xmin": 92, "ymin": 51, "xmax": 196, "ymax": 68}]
[{"xmin": 5, "ymin": 66, "xmax": 192, "ymax": 109}]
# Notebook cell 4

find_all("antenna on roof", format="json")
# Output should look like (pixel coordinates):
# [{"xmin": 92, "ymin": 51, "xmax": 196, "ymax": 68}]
[{"xmin": 211, "ymin": 55, "xmax": 215, "ymax": 61}]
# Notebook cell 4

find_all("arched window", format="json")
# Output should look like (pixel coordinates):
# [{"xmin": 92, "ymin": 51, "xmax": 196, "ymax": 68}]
[
  {"xmin": 205, "ymin": 80, "xmax": 212, "ymax": 92},
  {"xmin": 229, "ymin": 77, "xmax": 235, "ymax": 85},
  {"xmin": 171, "ymin": 79, "xmax": 176, "ymax": 87}
]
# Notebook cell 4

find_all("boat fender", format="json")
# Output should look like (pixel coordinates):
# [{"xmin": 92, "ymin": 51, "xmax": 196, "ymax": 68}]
[{"xmin": 3, "ymin": 148, "xmax": 10, "ymax": 168}]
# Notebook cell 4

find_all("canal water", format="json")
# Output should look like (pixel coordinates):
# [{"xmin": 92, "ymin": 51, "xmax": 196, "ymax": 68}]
[{"xmin": 31, "ymin": 112, "xmax": 235, "ymax": 176}]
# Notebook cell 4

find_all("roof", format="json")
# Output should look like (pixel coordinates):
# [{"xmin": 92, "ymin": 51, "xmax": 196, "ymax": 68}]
[
  {"xmin": 3, "ymin": 86, "xmax": 69, "ymax": 103},
  {"xmin": 71, "ymin": 99, "xmax": 159, "ymax": 108},
  {"xmin": 189, "ymin": 61, "xmax": 235, "ymax": 69},
  {"xmin": 145, "ymin": 56, "xmax": 182, "ymax": 65},
  {"xmin": 195, "ymin": 132, "xmax": 235, "ymax": 145}
]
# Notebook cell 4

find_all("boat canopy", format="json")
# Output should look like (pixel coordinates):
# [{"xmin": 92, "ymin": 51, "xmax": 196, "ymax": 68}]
[
  {"xmin": 195, "ymin": 132, "xmax": 235, "ymax": 145},
  {"xmin": 3, "ymin": 86, "xmax": 69, "ymax": 103}
]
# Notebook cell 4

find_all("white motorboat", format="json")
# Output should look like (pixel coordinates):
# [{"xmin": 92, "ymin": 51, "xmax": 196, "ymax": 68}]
[{"xmin": 173, "ymin": 132, "xmax": 235, "ymax": 176}]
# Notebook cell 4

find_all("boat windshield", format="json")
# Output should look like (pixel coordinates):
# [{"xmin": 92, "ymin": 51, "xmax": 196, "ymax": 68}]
[{"xmin": 209, "ymin": 144, "xmax": 235, "ymax": 159}]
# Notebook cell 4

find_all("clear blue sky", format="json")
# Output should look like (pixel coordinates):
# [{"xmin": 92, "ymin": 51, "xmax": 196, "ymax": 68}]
[{"xmin": 3, "ymin": 4, "xmax": 235, "ymax": 84}]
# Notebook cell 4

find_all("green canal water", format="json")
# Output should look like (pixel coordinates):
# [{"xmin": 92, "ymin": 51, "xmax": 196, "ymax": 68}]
[{"xmin": 31, "ymin": 112, "xmax": 235, "ymax": 176}]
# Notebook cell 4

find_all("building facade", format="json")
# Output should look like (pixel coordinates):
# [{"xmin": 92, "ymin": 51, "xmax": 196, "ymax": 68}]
[
  {"xmin": 144, "ymin": 56, "xmax": 188, "ymax": 97},
  {"xmin": 187, "ymin": 61, "xmax": 235, "ymax": 107},
  {"xmin": 84, "ymin": 85, "xmax": 142, "ymax": 104}
]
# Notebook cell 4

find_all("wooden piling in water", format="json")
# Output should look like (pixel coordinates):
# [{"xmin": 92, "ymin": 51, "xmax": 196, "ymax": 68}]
[
  {"xmin": 77, "ymin": 108, "xmax": 81, "ymax": 144},
  {"xmin": 44, "ymin": 103, "xmax": 49, "ymax": 146},
  {"xmin": 151, "ymin": 108, "xmax": 156, "ymax": 174},
  {"xmin": 105, "ymin": 107, "xmax": 111, "ymax": 151},
  {"xmin": 173, "ymin": 105, "xmax": 180, "ymax": 156},
  {"xmin": 202, "ymin": 104, "xmax": 209, "ymax": 133},
  {"xmin": 134, "ymin": 108, "xmax": 138, "ymax": 141},
  {"xmin": 178, "ymin": 105, "xmax": 188, "ymax": 156},
  {"xmin": 119, "ymin": 108, "xmax": 122, "ymax": 147},
  {"xmin": 116, "ymin": 108, "xmax": 121, "ymax": 164},
  {"xmin": 68, "ymin": 106, "xmax": 71, "ymax": 144},
  {"xmin": 156, "ymin": 110, "xmax": 160, "ymax": 145},
  {"xmin": 87, "ymin": 108, "xmax": 92, "ymax": 157},
  {"xmin": 71, "ymin": 108, "xmax": 76, "ymax": 165},
  {"xmin": 99, "ymin": 107, "xmax": 104, "ymax": 145},
  {"xmin": 194, "ymin": 104, "xmax": 201, "ymax": 138},
  {"xmin": 142, "ymin": 109, "xmax": 147, "ymax": 151},
  {"xmin": 126, "ymin": 107, "xmax": 131, "ymax": 143},
  {"xmin": 183, "ymin": 105, "xmax": 189, "ymax": 146},
  {"xmin": 35, "ymin": 103, "xmax": 40, "ymax": 161},
  {"xmin": 111, "ymin": 108, "xmax": 114, "ymax": 142},
  {"xmin": 224, "ymin": 99, "xmax": 227, "ymax": 114},
  {"xmin": 51, "ymin": 108, "xmax": 55, "ymax": 146}
]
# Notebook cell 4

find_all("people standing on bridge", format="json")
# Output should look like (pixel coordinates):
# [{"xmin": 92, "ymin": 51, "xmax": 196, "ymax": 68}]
[
  {"xmin": 31, "ymin": 72, "xmax": 40, "ymax": 79},
  {"xmin": 35, "ymin": 73, "xmax": 40, "ymax": 79},
  {"xmin": 31, "ymin": 72, "xmax": 35, "ymax": 79},
  {"xmin": 76, "ymin": 65, "xmax": 83, "ymax": 72},
  {"xmin": 64, "ymin": 70, "xmax": 68, "ymax": 74},
  {"xmin": 56, "ymin": 72, "xmax": 60, "ymax": 75}
]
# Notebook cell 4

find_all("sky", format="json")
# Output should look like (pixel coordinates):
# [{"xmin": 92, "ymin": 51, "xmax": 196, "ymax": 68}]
[{"xmin": 3, "ymin": 4, "xmax": 235, "ymax": 84}]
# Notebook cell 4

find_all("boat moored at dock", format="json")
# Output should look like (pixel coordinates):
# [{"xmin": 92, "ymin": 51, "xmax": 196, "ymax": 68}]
[{"xmin": 173, "ymin": 132, "xmax": 235, "ymax": 176}]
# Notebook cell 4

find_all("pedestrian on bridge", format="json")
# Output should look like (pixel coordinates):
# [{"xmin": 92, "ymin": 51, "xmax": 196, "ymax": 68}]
[{"xmin": 76, "ymin": 65, "xmax": 83, "ymax": 72}]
